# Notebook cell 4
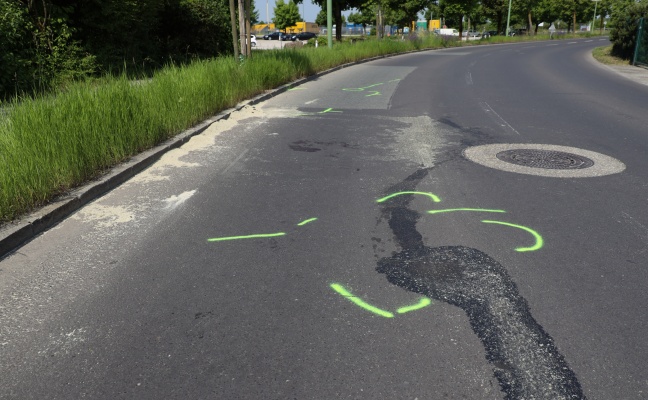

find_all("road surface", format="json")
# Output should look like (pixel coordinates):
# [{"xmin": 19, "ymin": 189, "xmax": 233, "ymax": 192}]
[{"xmin": 2, "ymin": 38, "xmax": 647, "ymax": 399}]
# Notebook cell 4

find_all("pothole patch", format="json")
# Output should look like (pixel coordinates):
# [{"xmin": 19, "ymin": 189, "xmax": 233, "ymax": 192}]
[{"xmin": 464, "ymin": 144, "xmax": 625, "ymax": 178}]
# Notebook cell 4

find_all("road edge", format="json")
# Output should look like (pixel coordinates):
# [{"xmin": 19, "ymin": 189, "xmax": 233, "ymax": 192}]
[{"xmin": 0, "ymin": 53, "xmax": 393, "ymax": 260}]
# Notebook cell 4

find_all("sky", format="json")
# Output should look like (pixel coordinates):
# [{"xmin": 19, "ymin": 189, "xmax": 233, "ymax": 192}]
[{"xmin": 258, "ymin": 0, "xmax": 353, "ymax": 24}]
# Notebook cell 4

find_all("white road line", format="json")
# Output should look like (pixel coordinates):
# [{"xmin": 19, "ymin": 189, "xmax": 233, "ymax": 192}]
[
  {"xmin": 568, "ymin": 42, "xmax": 577, "ymax": 44},
  {"xmin": 479, "ymin": 102, "xmax": 520, "ymax": 135},
  {"xmin": 585, "ymin": 40, "xmax": 593, "ymax": 42},
  {"xmin": 599, "ymin": 39, "xmax": 607, "ymax": 41},
  {"xmin": 547, "ymin": 43, "xmax": 559, "ymax": 46},
  {"xmin": 465, "ymin": 72, "xmax": 473, "ymax": 86},
  {"xmin": 222, "ymin": 148, "xmax": 249, "ymax": 174}
]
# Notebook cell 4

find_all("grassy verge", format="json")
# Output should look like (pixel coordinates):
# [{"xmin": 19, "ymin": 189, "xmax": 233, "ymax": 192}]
[
  {"xmin": 0, "ymin": 33, "xmax": 593, "ymax": 222},
  {"xmin": 592, "ymin": 45, "xmax": 631, "ymax": 66}
]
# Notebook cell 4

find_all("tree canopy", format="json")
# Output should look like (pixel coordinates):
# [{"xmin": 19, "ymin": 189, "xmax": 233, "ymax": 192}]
[{"xmin": 274, "ymin": 0, "xmax": 301, "ymax": 31}]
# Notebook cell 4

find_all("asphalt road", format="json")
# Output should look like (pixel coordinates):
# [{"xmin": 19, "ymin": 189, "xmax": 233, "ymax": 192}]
[{"xmin": 2, "ymin": 38, "xmax": 647, "ymax": 399}]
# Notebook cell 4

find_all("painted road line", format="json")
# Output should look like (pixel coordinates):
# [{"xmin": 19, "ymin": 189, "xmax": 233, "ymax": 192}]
[
  {"xmin": 330, "ymin": 283, "xmax": 394, "ymax": 318},
  {"xmin": 481, "ymin": 220, "xmax": 544, "ymax": 252},
  {"xmin": 376, "ymin": 191, "xmax": 441, "ymax": 204},
  {"xmin": 428, "ymin": 208, "xmax": 505, "ymax": 215},
  {"xmin": 208, "ymin": 232, "xmax": 286, "ymax": 242}
]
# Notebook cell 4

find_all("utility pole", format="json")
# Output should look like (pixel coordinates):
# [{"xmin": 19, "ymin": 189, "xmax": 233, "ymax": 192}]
[
  {"xmin": 505, "ymin": 0, "xmax": 512, "ymax": 36},
  {"xmin": 239, "ymin": 0, "xmax": 247, "ymax": 57}
]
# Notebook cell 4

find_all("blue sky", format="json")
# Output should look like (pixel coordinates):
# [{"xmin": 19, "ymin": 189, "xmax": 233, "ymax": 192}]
[{"xmin": 258, "ymin": 0, "xmax": 353, "ymax": 24}]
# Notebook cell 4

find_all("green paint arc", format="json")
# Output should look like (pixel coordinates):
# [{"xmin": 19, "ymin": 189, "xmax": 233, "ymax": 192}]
[
  {"xmin": 397, "ymin": 298, "xmax": 432, "ymax": 314},
  {"xmin": 330, "ymin": 283, "xmax": 394, "ymax": 318},
  {"xmin": 428, "ymin": 208, "xmax": 506, "ymax": 215},
  {"xmin": 481, "ymin": 220, "xmax": 544, "ymax": 252},
  {"xmin": 208, "ymin": 232, "xmax": 286, "ymax": 242},
  {"xmin": 377, "ymin": 191, "xmax": 442, "ymax": 204},
  {"xmin": 297, "ymin": 218, "xmax": 318, "ymax": 226}
]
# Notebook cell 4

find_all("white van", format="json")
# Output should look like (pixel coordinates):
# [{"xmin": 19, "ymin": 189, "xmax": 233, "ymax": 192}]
[{"xmin": 438, "ymin": 28, "xmax": 459, "ymax": 36}]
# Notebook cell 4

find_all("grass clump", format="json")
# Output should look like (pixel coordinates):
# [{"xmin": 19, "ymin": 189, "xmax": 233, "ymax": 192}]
[{"xmin": 592, "ymin": 45, "xmax": 631, "ymax": 65}]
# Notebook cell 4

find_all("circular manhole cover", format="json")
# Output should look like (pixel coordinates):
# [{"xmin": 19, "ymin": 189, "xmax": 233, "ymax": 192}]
[
  {"xmin": 463, "ymin": 144, "xmax": 625, "ymax": 178},
  {"xmin": 495, "ymin": 149, "xmax": 595, "ymax": 170}
]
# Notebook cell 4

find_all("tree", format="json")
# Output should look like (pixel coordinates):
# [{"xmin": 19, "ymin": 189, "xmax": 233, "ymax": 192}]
[
  {"xmin": 610, "ymin": 0, "xmax": 648, "ymax": 59},
  {"xmin": 384, "ymin": 0, "xmax": 429, "ymax": 29},
  {"xmin": 348, "ymin": 10, "xmax": 373, "ymax": 34},
  {"xmin": 312, "ymin": 0, "xmax": 365, "ymax": 40},
  {"xmin": 440, "ymin": 0, "xmax": 479, "ymax": 36},
  {"xmin": 274, "ymin": 0, "xmax": 301, "ymax": 31}
]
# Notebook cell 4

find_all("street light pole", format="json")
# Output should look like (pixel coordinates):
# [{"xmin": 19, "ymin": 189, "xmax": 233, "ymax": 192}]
[
  {"xmin": 505, "ymin": 0, "xmax": 513, "ymax": 36},
  {"xmin": 591, "ymin": 0, "xmax": 601, "ymax": 33}
]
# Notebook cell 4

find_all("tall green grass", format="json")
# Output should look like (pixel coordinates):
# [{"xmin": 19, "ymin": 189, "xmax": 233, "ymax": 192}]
[{"xmin": 0, "ymin": 33, "xmax": 556, "ymax": 222}]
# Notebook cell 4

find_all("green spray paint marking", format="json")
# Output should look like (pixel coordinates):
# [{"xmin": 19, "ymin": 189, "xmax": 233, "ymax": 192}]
[
  {"xmin": 366, "ymin": 91, "xmax": 381, "ymax": 97},
  {"xmin": 342, "ymin": 83, "xmax": 384, "ymax": 92},
  {"xmin": 208, "ymin": 232, "xmax": 286, "ymax": 242},
  {"xmin": 297, "ymin": 217, "xmax": 318, "ymax": 226},
  {"xmin": 388, "ymin": 79, "xmax": 401, "ymax": 83},
  {"xmin": 397, "ymin": 298, "xmax": 432, "ymax": 314},
  {"xmin": 319, "ymin": 108, "xmax": 342, "ymax": 113},
  {"xmin": 481, "ymin": 220, "xmax": 544, "ymax": 252},
  {"xmin": 376, "ymin": 191, "xmax": 442, "ymax": 204},
  {"xmin": 330, "ymin": 283, "xmax": 394, "ymax": 318},
  {"xmin": 287, "ymin": 87, "xmax": 307, "ymax": 91},
  {"xmin": 428, "ymin": 208, "xmax": 506, "ymax": 215}
]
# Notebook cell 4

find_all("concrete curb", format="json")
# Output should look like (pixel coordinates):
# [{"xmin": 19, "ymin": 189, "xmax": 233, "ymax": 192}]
[{"xmin": 0, "ymin": 52, "xmax": 397, "ymax": 260}]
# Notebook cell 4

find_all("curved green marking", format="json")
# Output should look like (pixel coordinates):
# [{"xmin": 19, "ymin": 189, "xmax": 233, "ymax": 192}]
[
  {"xmin": 428, "ymin": 208, "xmax": 506, "ymax": 215},
  {"xmin": 397, "ymin": 298, "xmax": 432, "ymax": 314},
  {"xmin": 330, "ymin": 283, "xmax": 394, "ymax": 318},
  {"xmin": 366, "ymin": 91, "xmax": 381, "ymax": 97},
  {"xmin": 297, "ymin": 217, "xmax": 318, "ymax": 226},
  {"xmin": 376, "ymin": 191, "xmax": 441, "ymax": 204},
  {"xmin": 481, "ymin": 220, "xmax": 544, "ymax": 252},
  {"xmin": 208, "ymin": 232, "xmax": 286, "ymax": 242}
]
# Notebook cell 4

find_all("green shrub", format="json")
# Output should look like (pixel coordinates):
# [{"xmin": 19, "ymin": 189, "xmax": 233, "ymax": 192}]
[{"xmin": 610, "ymin": 0, "xmax": 648, "ymax": 60}]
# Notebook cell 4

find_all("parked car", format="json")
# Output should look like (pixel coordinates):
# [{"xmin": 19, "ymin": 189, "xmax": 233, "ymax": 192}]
[
  {"xmin": 291, "ymin": 32, "xmax": 317, "ymax": 41},
  {"xmin": 248, "ymin": 34, "xmax": 257, "ymax": 47},
  {"xmin": 464, "ymin": 30, "xmax": 480, "ymax": 37},
  {"xmin": 263, "ymin": 31, "xmax": 291, "ymax": 40}
]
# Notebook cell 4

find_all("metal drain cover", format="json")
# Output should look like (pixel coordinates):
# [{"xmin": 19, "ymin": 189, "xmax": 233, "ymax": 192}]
[
  {"xmin": 463, "ymin": 144, "xmax": 626, "ymax": 178},
  {"xmin": 495, "ymin": 149, "xmax": 595, "ymax": 170}
]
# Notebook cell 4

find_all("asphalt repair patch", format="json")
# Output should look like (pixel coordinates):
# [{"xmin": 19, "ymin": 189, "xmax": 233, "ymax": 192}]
[{"xmin": 376, "ymin": 169, "xmax": 586, "ymax": 400}]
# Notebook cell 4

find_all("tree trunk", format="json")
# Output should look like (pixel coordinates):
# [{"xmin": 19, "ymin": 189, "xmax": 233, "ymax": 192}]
[
  {"xmin": 573, "ymin": 10, "xmax": 577, "ymax": 34},
  {"xmin": 335, "ymin": 4, "xmax": 342, "ymax": 41},
  {"xmin": 496, "ymin": 12, "xmax": 503, "ymax": 35},
  {"xmin": 527, "ymin": 11, "xmax": 533, "ymax": 35},
  {"xmin": 229, "ymin": 0, "xmax": 239, "ymax": 60},
  {"xmin": 245, "ymin": 0, "xmax": 252, "ymax": 58}
]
